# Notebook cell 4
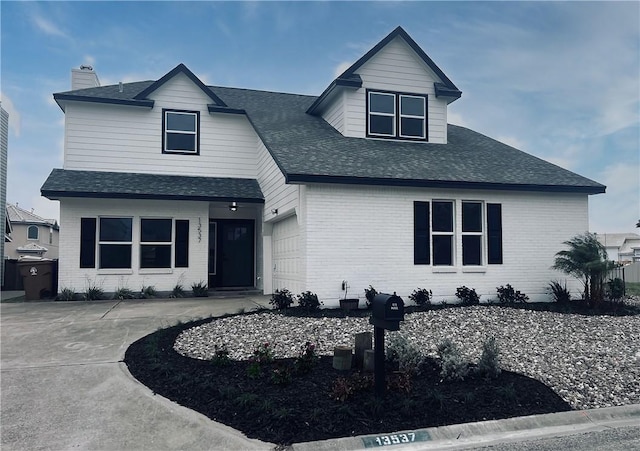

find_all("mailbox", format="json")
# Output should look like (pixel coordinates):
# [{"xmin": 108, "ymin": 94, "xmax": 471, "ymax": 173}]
[{"xmin": 369, "ymin": 293, "xmax": 404, "ymax": 331}]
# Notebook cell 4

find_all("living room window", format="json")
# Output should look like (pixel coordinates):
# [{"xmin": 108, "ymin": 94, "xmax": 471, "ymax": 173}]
[
  {"xmin": 98, "ymin": 217, "xmax": 132, "ymax": 269},
  {"xmin": 140, "ymin": 219, "xmax": 172, "ymax": 268},
  {"xmin": 367, "ymin": 90, "xmax": 427, "ymax": 140},
  {"xmin": 414, "ymin": 201, "xmax": 503, "ymax": 267},
  {"xmin": 163, "ymin": 109, "xmax": 199, "ymax": 154}
]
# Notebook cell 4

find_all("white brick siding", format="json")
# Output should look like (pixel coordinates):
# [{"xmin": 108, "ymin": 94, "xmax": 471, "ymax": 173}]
[
  {"xmin": 302, "ymin": 184, "xmax": 588, "ymax": 306},
  {"xmin": 58, "ymin": 198, "xmax": 209, "ymax": 294}
]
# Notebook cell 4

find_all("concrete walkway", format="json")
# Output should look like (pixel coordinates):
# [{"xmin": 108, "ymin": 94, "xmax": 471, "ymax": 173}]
[
  {"xmin": 1, "ymin": 296, "xmax": 274, "ymax": 451},
  {"xmin": 2, "ymin": 297, "xmax": 638, "ymax": 450}
]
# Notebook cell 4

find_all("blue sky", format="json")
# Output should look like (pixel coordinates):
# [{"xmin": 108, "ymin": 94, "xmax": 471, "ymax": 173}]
[{"xmin": 1, "ymin": 1, "xmax": 638, "ymax": 233}]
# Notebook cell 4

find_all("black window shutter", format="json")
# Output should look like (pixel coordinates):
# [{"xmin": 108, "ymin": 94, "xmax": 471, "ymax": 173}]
[
  {"xmin": 175, "ymin": 220, "xmax": 189, "ymax": 268},
  {"xmin": 80, "ymin": 218, "xmax": 97, "ymax": 268},
  {"xmin": 414, "ymin": 202, "xmax": 430, "ymax": 264},
  {"xmin": 487, "ymin": 204, "xmax": 503, "ymax": 264}
]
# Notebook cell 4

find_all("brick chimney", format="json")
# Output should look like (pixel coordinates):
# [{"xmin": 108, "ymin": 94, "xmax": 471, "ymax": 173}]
[{"xmin": 71, "ymin": 65, "xmax": 100, "ymax": 90}]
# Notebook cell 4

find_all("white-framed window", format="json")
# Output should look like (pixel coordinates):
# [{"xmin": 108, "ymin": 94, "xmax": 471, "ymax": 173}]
[
  {"xmin": 98, "ymin": 217, "xmax": 133, "ymax": 269},
  {"xmin": 462, "ymin": 201, "xmax": 483, "ymax": 266},
  {"xmin": 163, "ymin": 109, "xmax": 199, "ymax": 154},
  {"xmin": 367, "ymin": 90, "xmax": 427, "ymax": 140},
  {"xmin": 432, "ymin": 201, "xmax": 455, "ymax": 266},
  {"xmin": 27, "ymin": 225, "xmax": 39, "ymax": 240}
]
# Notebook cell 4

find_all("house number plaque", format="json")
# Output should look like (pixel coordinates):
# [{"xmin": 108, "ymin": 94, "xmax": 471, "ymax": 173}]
[{"xmin": 361, "ymin": 431, "xmax": 431, "ymax": 447}]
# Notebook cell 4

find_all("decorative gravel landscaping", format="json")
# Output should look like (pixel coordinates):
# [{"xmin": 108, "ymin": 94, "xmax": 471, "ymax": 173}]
[
  {"xmin": 175, "ymin": 304, "xmax": 640, "ymax": 411},
  {"xmin": 125, "ymin": 299, "xmax": 639, "ymax": 446}
]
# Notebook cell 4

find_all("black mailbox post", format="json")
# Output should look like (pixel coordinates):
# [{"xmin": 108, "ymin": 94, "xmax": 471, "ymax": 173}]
[{"xmin": 369, "ymin": 293, "xmax": 405, "ymax": 396}]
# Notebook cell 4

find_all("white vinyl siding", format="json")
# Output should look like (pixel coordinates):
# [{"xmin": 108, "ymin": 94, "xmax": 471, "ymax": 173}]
[
  {"xmin": 256, "ymin": 141, "xmax": 298, "ymax": 222},
  {"xmin": 342, "ymin": 36, "xmax": 449, "ymax": 143},
  {"xmin": 63, "ymin": 73, "xmax": 259, "ymax": 178},
  {"xmin": 321, "ymin": 91, "xmax": 345, "ymax": 133}
]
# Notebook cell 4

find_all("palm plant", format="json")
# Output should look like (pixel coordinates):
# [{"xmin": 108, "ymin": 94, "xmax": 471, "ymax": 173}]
[{"xmin": 552, "ymin": 232, "xmax": 613, "ymax": 306}]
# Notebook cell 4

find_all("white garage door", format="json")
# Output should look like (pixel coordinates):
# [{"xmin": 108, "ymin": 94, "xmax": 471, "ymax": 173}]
[{"xmin": 272, "ymin": 215, "xmax": 302, "ymax": 293}]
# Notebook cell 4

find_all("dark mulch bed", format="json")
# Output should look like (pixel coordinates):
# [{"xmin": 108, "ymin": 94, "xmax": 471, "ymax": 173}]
[{"xmin": 124, "ymin": 314, "xmax": 572, "ymax": 447}]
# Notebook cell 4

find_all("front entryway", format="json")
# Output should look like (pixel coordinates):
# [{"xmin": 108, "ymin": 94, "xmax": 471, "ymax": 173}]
[{"xmin": 209, "ymin": 220, "xmax": 255, "ymax": 289}]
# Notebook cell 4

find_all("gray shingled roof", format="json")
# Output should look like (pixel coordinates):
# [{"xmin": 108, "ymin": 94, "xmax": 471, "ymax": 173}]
[
  {"xmin": 41, "ymin": 169, "xmax": 264, "ymax": 202},
  {"xmin": 50, "ymin": 81, "xmax": 605, "ymax": 195}
]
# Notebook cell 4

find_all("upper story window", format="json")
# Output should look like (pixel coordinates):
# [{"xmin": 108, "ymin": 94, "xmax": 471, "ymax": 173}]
[
  {"xmin": 162, "ymin": 109, "xmax": 200, "ymax": 154},
  {"xmin": 27, "ymin": 225, "xmax": 39, "ymax": 240},
  {"xmin": 367, "ymin": 90, "xmax": 427, "ymax": 141}
]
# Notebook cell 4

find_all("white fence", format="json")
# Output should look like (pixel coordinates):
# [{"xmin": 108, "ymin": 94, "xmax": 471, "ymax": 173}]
[{"xmin": 609, "ymin": 262, "xmax": 640, "ymax": 284}]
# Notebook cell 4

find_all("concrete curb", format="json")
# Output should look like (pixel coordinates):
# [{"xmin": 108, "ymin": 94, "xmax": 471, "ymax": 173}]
[{"xmin": 291, "ymin": 404, "xmax": 640, "ymax": 450}]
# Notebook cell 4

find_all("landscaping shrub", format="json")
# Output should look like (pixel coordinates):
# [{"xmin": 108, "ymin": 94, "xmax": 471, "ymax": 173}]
[
  {"xmin": 329, "ymin": 373, "xmax": 373, "ymax": 402},
  {"xmin": 212, "ymin": 344, "xmax": 231, "ymax": 366},
  {"xmin": 270, "ymin": 363, "xmax": 293, "ymax": 386},
  {"xmin": 57, "ymin": 287, "xmax": 76, "ymax": 301},
  {"xmin": 171, "ymin": 284, "xmax": 186, "ymax": 298},
  {"xmin": 114, "ymin": 287, "xmax": 136, "ymax": 300},
  {"xmin": 297, "ymin": 291, "xmax": 322, "ymax": 311},
  {"xmin": 247, "ymin": 342, "xmax": 275, "ymax": 378},
  {"xmin": 548, "ymin": 281, "xmax": 571, "ymax": 304},
  {"xmin": 437, "ymin": 339, "xmax": 469, "ymax": 381},
  {"xmin": 141, "ymin": 285, "xmax": 157, "ymax": 299},
  {"xmin": 409, "ymin": 288, "xmax": 432, "ymax": 307},
  {"xmin": 83, "ymin": 285, "xmax": 104, "ymax": 301},
  {"xmin": 496, "ymin": 284, "xmax": 529, "ymax": 304},
  {"xmin": 191, "ymin": 281, "xmax": 209, "ymax": 297},
  {"xmin": 364, "ymin": 285, "xmax": 378, "ymax": 308},
  {"xmin": 477, "ymin": 337, "xmax": 501, "ymax": 379},
  {"xmin": 607, "ymin": 278, "xmax": 625, "ymax": 301},
  {"xmin": 455, "ymin": 286, "xmax": 480, "ymax": 305},
  {"xmin": 386, "ymin": 334, "xmax": 425, "ymax": 375},
  {"xmin": 270, "ymin": 289, "xmax": 294, "ymax": 310},
  {"xmin": 294, "ymin": 341, "xmax": 318, "ymax": 375}
]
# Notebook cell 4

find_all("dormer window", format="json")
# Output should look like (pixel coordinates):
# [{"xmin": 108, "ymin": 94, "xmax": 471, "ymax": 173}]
[
  {"xmin": 162, "ymin": 109, "xmax": 199, "ymax": 154},
  {"xmin": 367, "ymin": 90, "xmax": 427, "ymax": 141}
]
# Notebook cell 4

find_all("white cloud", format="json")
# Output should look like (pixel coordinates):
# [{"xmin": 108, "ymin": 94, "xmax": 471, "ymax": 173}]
[
  {"xmin": 0, "ymin": 93, "xmax": 22, "ymax": 137},
  {"xmin": 495, "ymin": 135, "xmax": 526, "ymax": 151},
  {"xmin": 32, "ymin": 15, "xmax": 67, "ymax": 38},
  {"xmin": 589, "ymin": 162, "xmax": 640, "ymax": 233},
  {"xmin": 334, "ymin": 62, "xmax": 352, "ymax": 78},
  {"xmin": 447, "ymin": 111, "xmax": 467, "ymax": 127}
]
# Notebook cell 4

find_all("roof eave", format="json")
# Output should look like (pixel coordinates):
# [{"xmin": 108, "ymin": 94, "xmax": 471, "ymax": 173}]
[
  {"xmin": 284, "ymin": 174, "xmax": 606, "ymax": 195},
  {"xmin": 53, "ymin": 93, "xmax": 154, "ymax": 110},
  {"xmin": 306, "ymin": 74, "xmax": 363, "ymax": 115},
  {"xmin": 41, "ymin": 189, "xmax": 264, "ymax": 203},
  {"xmin": 208, "ymin": 104, "xmax": 247, "ymax": 115}
]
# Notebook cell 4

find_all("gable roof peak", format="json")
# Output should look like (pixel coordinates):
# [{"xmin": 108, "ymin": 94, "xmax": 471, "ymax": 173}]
[{"xmin": 134, "ymin": 63, "xmax": 227, "ymax": 106}]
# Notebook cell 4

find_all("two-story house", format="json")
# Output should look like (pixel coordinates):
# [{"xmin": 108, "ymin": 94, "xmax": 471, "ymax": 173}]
[
  {"xmin": 41, "ymin": 26, "xmax": 604, "ymax": 304},
  {"xmin": 5, "ymin": 203, "xmax": 59, "ymax": 259}
]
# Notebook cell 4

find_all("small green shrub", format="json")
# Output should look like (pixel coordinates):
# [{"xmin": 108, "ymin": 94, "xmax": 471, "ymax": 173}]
[
  {"xmin": 270, "ymin": 289, "xmax": 294, "ymax": 310},
  {"xmin": 270, "ymin": 363, "xmax": 293, "ymax": 386},
  {"xmin": 57, "ymin": 287, "xmax": 76, "ymax": 301},
  {"xmin": 329, "ymin": 373, "xmax": 373, "ymax": 402},
  {"xmin": 548, "ymin": 280, "xmax": 571, "ymax": 304},
  {"xmin": 496, "ymin": 284, "xmax": 529, "ymax": 304},
  {"xmin": 83, "ymin": 285, "xmax": 104, "ymax": 301},
  {"xmin": 477, "ymin": 337, "xmax": 501, "ymax": 378},
  {"xmin": 455, "ymin": 286, "xmax": 480, "ymax": 306},
  {"xmin": 364, "ymin": 285, "xmax": 378, "ymax": 308},
  {"xmin": 437, "ymin": 339, "xmax": 469, "ymax": 381},
  {"xmin": 409, "ymin": 288, "xmax": 432, "ymax": 307},
  {"xmin": 607, "ymin": 278, "xmax": 625, "ymax": 301},
  {"xmin": 297, "ymin": 291, "xmax": 322, "ymax": 311},
  {"xmin": 294, "ymin": 341, "xmax": 318, "ymax": 375},
  {"xmin": 212, "ymin": 344, "xmax": 230, "ymax": 366},
  {"xmin": 170, "ymin": 284, "xmax": 186, "ymax": 298},
  {"xmin": 386, "ymin": 334, "xmax": 425, "ymax": 375},
  {"xmin": 246, "ymin": 342, "xmax": 275, "ymax": 379},
  {"xmin": 113, "ymin": 287, "xmax": 136, "ymax": 300},
  {"xmin": 141, "ymin": 285, "xmax": 157, "ymax": 299},
  {"xmin": 191, "ymin": 281, "xmax": 209, "ymax": 297}
]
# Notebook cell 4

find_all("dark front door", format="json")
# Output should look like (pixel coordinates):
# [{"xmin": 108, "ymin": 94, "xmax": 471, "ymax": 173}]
[{"xmin": 213, "ymin": 220, "xmax": 254, "ymax": 288}]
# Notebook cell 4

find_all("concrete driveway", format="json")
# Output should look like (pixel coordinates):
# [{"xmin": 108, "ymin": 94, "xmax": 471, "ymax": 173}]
[{"xmin": 1, "ymin": 297, "xmax": 274, "ymax": 451}]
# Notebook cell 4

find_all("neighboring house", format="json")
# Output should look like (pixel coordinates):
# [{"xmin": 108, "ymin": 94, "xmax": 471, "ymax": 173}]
[
  {"xmin": 597, "ymin": 233, "xmax": 640, "ymax": 263},
  {"xmin": 1, "ymin": 105, "xmax": 8, "ymax": 286},
  {"xmin": 41, "ymin": 26, "xmax": 604, "ymax": 303},
  {"xmin": 5, "ymin": 203, "xmax": 60, "ymax": 259}
]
